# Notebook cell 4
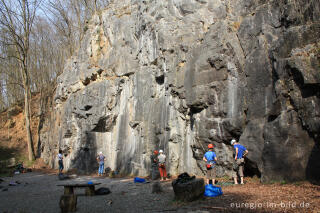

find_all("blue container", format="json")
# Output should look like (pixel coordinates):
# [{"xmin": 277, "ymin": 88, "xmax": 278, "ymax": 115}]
[
  {"xmin": 204, "ymin": 184, "xmax": 223, "ymax": 197},
  {"xmin": 134, "ymin": 177, "xmax": 146, "ymax": 183}
]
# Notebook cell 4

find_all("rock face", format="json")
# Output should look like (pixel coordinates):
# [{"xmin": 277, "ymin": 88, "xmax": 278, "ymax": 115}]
[{"xmin": 40, "ymin": 0, "xmax": 320, "ymax": 182}]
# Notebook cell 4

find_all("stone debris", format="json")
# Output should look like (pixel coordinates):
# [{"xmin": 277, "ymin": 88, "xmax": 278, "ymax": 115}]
[
  {"xmin": 58, "ymin": 173, "xmax": 70, "ymax": 180},
  {"xmin": 106, "ymin": 199, "xmax": 113, "ymax": 206}
]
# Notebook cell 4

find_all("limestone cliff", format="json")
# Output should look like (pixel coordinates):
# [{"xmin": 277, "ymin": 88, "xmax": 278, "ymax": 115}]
[{"xmin": 40, "ymin": 0, "xmax": 320, "ymax": 182}]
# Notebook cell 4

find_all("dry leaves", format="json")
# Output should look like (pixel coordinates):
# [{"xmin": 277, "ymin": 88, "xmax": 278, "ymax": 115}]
[{"xmin": 220, "ymin": 179, "xmax": 320, "ymax": 212}]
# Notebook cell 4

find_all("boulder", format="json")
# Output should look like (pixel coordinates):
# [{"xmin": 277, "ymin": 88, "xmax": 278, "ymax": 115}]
[
  {"xmin": 58, "ymin": 173, "xmax": 70, "ymax": 180},
  {"xmin": 172, "ymin": 173, "xmax": 204, "ymax": 202},
  {"xmin": 95, "ymin": 187, "xmax": 111, "ymax": 195},
  {"xmin": 104, "ymin": 167, "xmax": 111, "ymax": 176}
]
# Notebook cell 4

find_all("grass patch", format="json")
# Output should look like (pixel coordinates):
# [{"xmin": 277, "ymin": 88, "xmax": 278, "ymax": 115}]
[
  {"xmin": 280, "ymin": 180, "xmax": 287, "ymax": 185},
  {"xmin": 17, "ymin": 155, "xmax": 35, "ymax": 168},
  {"xmin": 218, "ymin": 175, "xmax": 231, "ymax": 181},
  {"xmin": 293, "ymin": 181, "xmax": 303, "ymax": 186},
  {"xmin": 263, "ymin": 179, "xmax": 288, "ymax": 185},
  {"xmin": 170, "ymin": 199, "xmax": 187, "ymax": 207}
]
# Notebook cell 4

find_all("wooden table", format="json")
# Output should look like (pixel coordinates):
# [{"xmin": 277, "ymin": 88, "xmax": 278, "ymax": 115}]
[{"xmin": 57, "ymin": 183, "xmax": 101, "ymax": 196}]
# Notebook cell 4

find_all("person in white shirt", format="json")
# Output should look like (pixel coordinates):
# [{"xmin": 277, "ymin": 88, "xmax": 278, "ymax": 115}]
[
  {"xmin": 157, "ymin": 150, "xmax": 167, "ymax": 181},
  {"xmin": 58, "ymin": 150, "xmax": 64, "ymax": 174}
]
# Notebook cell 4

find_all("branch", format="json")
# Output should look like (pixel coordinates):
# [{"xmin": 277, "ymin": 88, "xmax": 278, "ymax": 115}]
[
  {"xmin": 0, "ymin": 4, "xmax": 25, "ymax": 53},
  {"xmin": 6, "ymin": 81, "xmax": 24, "ymax": 89}
]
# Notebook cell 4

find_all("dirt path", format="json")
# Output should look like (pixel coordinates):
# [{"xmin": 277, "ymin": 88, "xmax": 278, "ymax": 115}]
[{"xmin": 0, "ymin": 172, "xmax": 319, "ymax": 213}]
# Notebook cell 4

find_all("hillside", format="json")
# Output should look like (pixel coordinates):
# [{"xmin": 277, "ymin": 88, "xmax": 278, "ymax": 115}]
[{"xmin": 0, "ymin": 94, "xmax": 49, "ymax": 174}]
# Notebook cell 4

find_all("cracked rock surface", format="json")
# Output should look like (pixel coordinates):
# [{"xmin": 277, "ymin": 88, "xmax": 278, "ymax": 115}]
[{"xmin": 40, "ymin": 0, "xmax": 320, "ymax": 182}]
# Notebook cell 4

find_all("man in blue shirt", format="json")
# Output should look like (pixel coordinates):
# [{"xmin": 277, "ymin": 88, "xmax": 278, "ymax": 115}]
[
  {"xmin": 203, "ymin": 144, "xmax": 218, "ymax": 185},
  {"xmin": 231, "ymin": 139, "xmax": 248, "ymax": 184}
]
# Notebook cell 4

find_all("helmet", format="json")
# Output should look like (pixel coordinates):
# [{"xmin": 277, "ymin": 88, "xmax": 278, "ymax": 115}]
[
  {"xmin": 230, "ymin": 139, "xmax": 236, "ymax": 145},
  {"xmin": 153, "ymin": 150, "xmax": 159, "ymax": 155},
  {"xmin": 99, "ymin": 151, "xmax": 102, "ymax": 155},
  {"xmin": 159, "ymin": 150, "xmax": 163, "ymax": 153},
  {"xmin": 208, "ymin": 144, "xmax": 214, "ymax": 149}
]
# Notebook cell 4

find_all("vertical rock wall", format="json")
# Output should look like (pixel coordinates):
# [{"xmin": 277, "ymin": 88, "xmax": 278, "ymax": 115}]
[{"xmin": 40, "ymin": 0, "xmax": 320, "ymax": 182}]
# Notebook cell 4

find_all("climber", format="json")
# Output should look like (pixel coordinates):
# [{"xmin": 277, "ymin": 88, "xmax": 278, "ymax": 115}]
[
  {"xmin": 158, "ymin": 150, "xmax": 167, "ymax": 181},
  {"xmin": 231, "ymin": 139, "xmax": 248, "ymax": 184},
  {"xmin": 58, "ymin": 149, "xmax": 64, "ymax": 174},
  {"xmin": 150, "ymin": 150, "xmax": 159, "ymax": 180},
  {"xmin": 203, "ymin": 144, "xmax": 218, "ymax": 185},
  {"xmin": 96, "ymin": 151, "xmax": 106, "ymax": 176}
]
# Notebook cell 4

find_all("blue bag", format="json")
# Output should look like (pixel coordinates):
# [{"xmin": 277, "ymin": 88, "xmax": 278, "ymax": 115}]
[
  {"xmin": 134, "ymin": 177, "xmax": 146, "ymax": 183},
  {"xmin": 204, "ymin": 184, "xmax": 223, "ymax": 197}
]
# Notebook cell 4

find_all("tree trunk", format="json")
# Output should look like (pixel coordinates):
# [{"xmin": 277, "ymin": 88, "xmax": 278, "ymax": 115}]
[
  {"xmin": 22, "ymin": 67, "xmax": 35, "ymax": 161},
  {"xmin": 22, "ymin": 0, "xmax": 35, "ymax": 161},
  {"xmin": 36, "ymin": 88, "xmax": 45, "ymax": 157}
]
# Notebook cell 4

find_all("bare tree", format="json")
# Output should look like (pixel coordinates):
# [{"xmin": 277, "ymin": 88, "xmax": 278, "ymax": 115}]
[
  {"xmin": 0, "ymin": 0, "xmax": 110, "ymax": 161},
  {"xmin": 0, "ymin": 0, "xmax": 41, "ymax": 161},
  {"xmin": 29, "ymin": 17, "xmax": 64, "ymax": 157}
]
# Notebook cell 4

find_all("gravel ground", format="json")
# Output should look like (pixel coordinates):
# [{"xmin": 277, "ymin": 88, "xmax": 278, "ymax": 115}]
[
  {"xmin": 0, "ymin": 172, "xmax": 319, "ymax": 213},
  {"xmin": 0, "ymin": 172, "xmax": 191, "ymax": 213}
]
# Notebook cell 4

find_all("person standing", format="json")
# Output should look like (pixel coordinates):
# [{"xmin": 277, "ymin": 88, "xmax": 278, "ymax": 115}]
[
  {"xmin": 58, "ymin": 150, "xmax": 64, "ymax": 174},
  {"xmin": 96, "ymin": 152, "xmax": 106, "ymax": 176},
  {"xmin": 157, "ymin": 150, "xmax": 167, "ymax": 181},
  {"xmin": 150, "ymin": 150, "xmax": 159, "ymax": 180},
  {"xmin": 203, "ymin": 144, "xmax": 218, "ymax": 185},
  {"xmin": 231, "ymin": 139, "xmax": 248, "ymax": 184}
]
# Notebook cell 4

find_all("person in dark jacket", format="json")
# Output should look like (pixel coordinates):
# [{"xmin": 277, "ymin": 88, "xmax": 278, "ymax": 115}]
[{"xmin": 150, "ymin": 150, "xmax": 159, "ymax": 180}]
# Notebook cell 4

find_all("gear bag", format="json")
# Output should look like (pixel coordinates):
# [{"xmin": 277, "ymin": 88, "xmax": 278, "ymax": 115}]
[{"xmin": 204, "ymin": 184, "xmax": 223, "ymax": 197}]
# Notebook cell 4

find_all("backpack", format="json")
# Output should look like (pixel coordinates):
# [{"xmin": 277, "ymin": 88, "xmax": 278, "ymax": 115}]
[{"xmin": 159, "ymin": 163, "xmax": 165, "ymax": 168}]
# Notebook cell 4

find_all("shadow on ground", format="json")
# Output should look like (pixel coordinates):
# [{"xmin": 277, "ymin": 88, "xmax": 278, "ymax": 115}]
[
  {"xmin": 0, "ymin": 146, "xmax": 19, "ymax": 176},
  {"xmin": 0, "ymin": 146, "xmax": 17, "ymax": 161}
]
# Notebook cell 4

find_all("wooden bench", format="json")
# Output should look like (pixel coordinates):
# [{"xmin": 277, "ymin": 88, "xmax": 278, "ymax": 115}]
[{"xmin": 57, "ymin": 183, "xmax": 101, "ymax": 196}]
